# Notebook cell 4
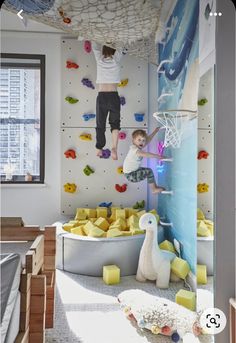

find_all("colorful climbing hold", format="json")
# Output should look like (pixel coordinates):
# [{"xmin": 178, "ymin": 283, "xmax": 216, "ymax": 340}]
[
  {"xmin": 115, "ymin": 184, "xmax": 127, "ymax": 193},
  {"xmin": 117, "ymin": 166, "xmax": 123, "ymax": 174},
  {"xmin": 84, "ymin": 40, "xmax": 92, "ymax": 53},
  {"xmin": 137, "ymin": 319, "xmax": 145, "ymax": 328},
  {"xmin": 127, "ymin": 313, "xmax": 136, "ymax": 321},
  {"xmin": 118, "ymin": 78, "xmax": 128, "ymax": 87},
  {"xmin": 197, "ymin": 183, "xmax": 209, "ymax": 193},
  {"xmin": 133, "ymin": 200, "xmax": 145, "ymax": 209},
  {"xmin": 64, "ymin": 183, "xmax": 77, "ymax": 193},
  {"xmin": 63, "ymin": 17, "xmax": 71, "ymax": 24},
  {"xmin": 64, "ymin": 149, "xmax": 76, "ymax": 159},
  {"xmin": 119, "ymin": 96, "xmax": 126, "ymax": 106},
  {"xmin": 82, "ymin": 113, "xmax": 96, "ymax": 121},
  {"xmin": 65, "ymin": 96, "xmax": 79, "ymax": 104},
  {"xmin": 118, "ymin": 131, "xmax": 126, "ymax": 140},
  {"xmin": 100, "ymin": 149, "xmax": 111, "ymax": 159},
  {"xmin": 198, "ymin": 98, "xmax": 208, "ymax": 106},
  {"xmin": 99, "ymin": 202, "xmax": 112, "ymax": 208},
  {"xmin": 197, "ymin": 150, "xmax": 209, "ymax": 159},
  {"xmin": 81, "ymin": 77, "xmax": 95, "ymax": 89},
  {"xmin": 79, "ymin": 133, "xmax": 92, "ymax": 141},
  {"xmin": 151, "ymin": 325, "xmax": 161, "ymax": 335},
  {"xmin": 66, "ymin": 61, "xmax": 79, "ymax": 69},
  {"xmin": 171, "ymin": 332, "xmax": 180, "ymax": 342},
  {"xmin": 83, "ymin": 165, "xmax": 94, "ymax": 176},
  {"xmin": 161, "ymin": 326, "xmax": 172, "ymax": 335},
  {"xmin": 134, "ymin": 113, "xmax": 145, "ymax": 122}
]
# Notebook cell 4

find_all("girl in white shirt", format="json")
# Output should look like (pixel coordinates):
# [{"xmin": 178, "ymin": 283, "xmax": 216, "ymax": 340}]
[
  {"xmin": 123, "ymin": 129, "xmax": 166, "ymax": 193},
  {"xmin": 92, "ymin": 42, "xmax": 123, "ymax": 160}
]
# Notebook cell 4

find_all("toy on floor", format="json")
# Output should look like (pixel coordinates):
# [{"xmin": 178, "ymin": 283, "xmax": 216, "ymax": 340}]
[
  {"xmin": 103, "ymin": 265, "xmax": 120, "ymax": 285},
  {"xmin": 64, "ymin": 149, "xmax": 76, "ymax": 159},
  {"xmin": 118, "ymin": 289, "xmax": 202, "ymax": 341},
  {"xmin": 117, "ymin": 167, "xmax": 123, "ymax": 174},
  {"xmin": 134, "ymin": 113, "xmax": 145, "ymax": 122},
  {"xmin": 66, "ymin": 60, "xmax": 79, "ymax": 69},
  {"xmin": 175, "ymin": 289, "xmax": 196, "ymax": 311},
  {"xmin": 79, "ymin": 133, "xmax": 92, "ymax": 141},
  {"xmin": 118, "ymin": 131, "xmax": 126, "ymax": 140},
  {"xmin": 84, "ymin": 40, "xmax": 91, "ymax": 53},
  {"xmin": 99, "ymin": 202, "xmax": 112, "ymax": 208},
  {"xmin": 136, "ymin": 213, "xmax": 175, "ymax": 288},
  {"xmin": 82, "ymin": 113, "xmax": 96, "ymax": 121},
  {"xmin": 133, "ymin": 200, "xmax": 145, "ymax": 209},
  {"xmin": 100, "ymin": 148, "xmax": 111, "ymax": 159},
  {"xmin": 83, "ymin": 165, "xmax": 94, "ymax": 176},
  {"xmin": 65, "ymin": 96, "xmax": 79, "ymax": 104},
  {"xmin": 118, "ymin": 78, "xmax": 128, "ymax": 87},
  {"xmin": 197, "ymin": 150, "xmax": 209, "ymax": 159},
  {"xmin": 119, "ymin": 96, "xmax": 126, "ymax": 106},
  {"xmin": 197, "ymin": 183, "xmax": 209, "ymax": 193},
  {"xmin": 115, "ymin": 184, "xmax": 127, "ymax": 193},
  {"xmin": 81, "ymin": 77, "xmax": 95, "ymax": 89},
  {"xmin": 64, "ymin": 183, "xmax": 77, "ymax": 193},
  {"xmin": 198, "ymin": 98, "xmax": 208, "ymax": 106}
]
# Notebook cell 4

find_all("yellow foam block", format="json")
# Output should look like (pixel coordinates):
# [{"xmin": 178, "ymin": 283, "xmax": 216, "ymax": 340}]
[
  {"xmin": 197, "ymin": 208, "xmax": 205, "ymax": 220},
  {"xmin": 71, "ymin": 226, "xmax": 85, "ymax": 236},
  {"xmin": 124, "ymin": 208, "xmax": 137, "ymax": 218},
  {"xmin": 116, "ymin": 209, "xmax": 126, "ymax": 220},
  {"xmin": 77, "ymin": 220, "xmax": 89, "ymax": 225},
  {"xmin": 94, "ymin": 217, "xmax": 110, "ymax": 231},
  {"xmin": 103, "ymin": 265, "xmax": 120, "ymax": 285},
  {"xmin": 149, "ymin": 209, "xmax": 157, "ymax": 215},
  {"xmin": 84, "ymin": 208, "xmax": 97, "ymax": 218},
  {"xmin": 96, "ymin": 207, "xmax": 108, "ymax": 218},
  {"xmin": 108, "ymin": 224, "xmax": 122, "ymax": 231},
  {"xmin": 130, "ymin": 228, "xmax": 145, "ymax": 235},
  {"xmin": 137, "ymin": 210, "xmax": 146, "ymax": 218},
  {"xmin": 113, "ymin": 218, "xmax": 126, "ymax": 230},
  {"xmin": 175, "ymin": 289, "xmax": 196, "ymax": 311},
  {"xmin": 75, "ymin": 208, "xmax": 87, "ymax": 220},
  {"xmin": 159, "ymin": 240, "xmax": 176, "ymax": 254},
  {"xmin": 197, "ymin": 264, "xmax": 207, "ymax": 284},
  {"xmin": 107, "ymin": 217, "xmax": 114, "ymax": 224},
  {"xmin": 127, "ymin": 215, "xmax": 139, "ymax": 228},
  {"xmin": 171, "ymin": 257, "xmax": 190, "ymax": 279},
  {"xmin": 197, "ymin": 220, "xmax": 210, "ymax": 237},
  {"xmin": 107, "ymin": 228, "xmax": 123, "ymax": 238},
  {"xmin": 88, "ymin": 226, "xmax": 104, "ymax": 238},
  {"xmin": 204, "ymin": 220, "xmax": 214, "ymax": 236},
  {"xmin": 110, "ymin": 207, "xmax": 119, "ymax": 220},
  {"xmin": 83, "ymin": 221, "xmax": 96, "ymax": 235},
  {"xmin": 120, "ymin": 231, "xmax": 132, "ymax": 236},
  {"xmin": 62, "ymin": 223, "xmax": 74, "ymax": 232},
  {"xmin": 89, "ymin": 218, "xmax": 97, "ymax": 223},
  {"xmin": 68, "ymin": 220, "xmax": 80, "ymax": 227}
]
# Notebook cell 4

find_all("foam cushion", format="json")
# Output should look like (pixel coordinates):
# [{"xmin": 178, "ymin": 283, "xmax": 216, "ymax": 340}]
[
  {"xmin": 136, "ymin": 210, "xmax": 146, "ymax": 218},
  {"xmin": 75, "ymin": 208, "xmax": 87, "ymax": 220},
  {"xmin": 83, "ymin": 221, "xmax": 96, "ymax": 235},
  {"xmin": 197, "ymin": 208, "xmax": 205, "ymax": 220},
  {"xmin": 85, "ymin": 208, "xmax": 97, "ymax": 218},
  {"xmin": 94, "ymin": 217, "xmax": 109, "ymax": 231},
  {"xmin": 96, "ymin": 207, "xmax": 108, "ymax": 218},
  {"xmin": 113, "ymin": 218, "xmax": 126, "ymax": 230},
  {"xmin": 62, "ymin": 223, "xmax": 74, "ymax": 232},
  {"xmin": 159, "ymin": 240, "xmax": 176, "ymax": 254},
  {"xmin": 107, "ymin": 228, "xmax": 123, "ymax": 238},
  {"xmin": 197, "ymin": 264, "xmax": 207, "ymax": 284},
  {"xmin": 197, "ymin": 220, "xmax": 210, "ymax": 237},
  {"xmin": 103, "ymin": 265, "xmax": 120, "ymax": 285},
  {"xmin": 71, "ymin": 226, "xmax": 85, "ymax": 236},
  {"xmin": 88, "ymin": 226, "xmax": 105, "ymax": 238},
  {"xmin": 116, "ymin": 209, "xmax": 126, "ymax": 220},
  {"xmin": 175, "ymin": 289, "xmax": 196, "ymax": 311},
  {"xmin": 171, "ymin": 257, "xmax": 190, "ymax": 279},
  {"xmin": 127, "ymin": 215, "xmax": 139, "ymax": 228}
]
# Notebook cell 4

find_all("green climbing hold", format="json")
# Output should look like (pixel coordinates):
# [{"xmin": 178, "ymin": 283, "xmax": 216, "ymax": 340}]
[
  {"xmin": 83, "ymin": 165, "xmax": 94, "ymax": 176},
  {"xmin": 133, "ymin": 200, "xmax": 145, "ymax": 209},
  {"xmin": 65, "ymin": 96, "xmax": 79, "ymax": 104},
  {"xmin": 198, "ymin": 98, "xmax": 208, "ymax": 106}
]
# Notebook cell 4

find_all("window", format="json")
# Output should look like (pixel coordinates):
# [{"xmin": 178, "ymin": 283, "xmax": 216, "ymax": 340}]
[{"xmin": 0, "ymin": 54, "xmax": 45, "ymax": 183}]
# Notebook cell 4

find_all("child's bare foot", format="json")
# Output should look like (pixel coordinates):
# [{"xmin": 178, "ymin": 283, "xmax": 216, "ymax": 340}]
[
  {"xmin": 111, "ymin": 148, "xmax": 118, "ymax": 160},
  {"xmin": 152, "ymin": 186, "xmax": 165, "ymax": 194},
  {"xmin": 96, "ymin": 149, "xmax": 103, "ymax": 157}
]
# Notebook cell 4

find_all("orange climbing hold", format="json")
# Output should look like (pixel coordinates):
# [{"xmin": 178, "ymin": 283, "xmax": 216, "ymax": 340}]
[
  {"xmin": 64, "ymin": 149, "xmax": 76, "ymax": 159},
  {"xmin": 198, "ymin": 150, "xmax": 209, "ymax": 160},
  {"xmin": 66, "ymin": 61, "xmax": 79, "ymax": 69},
  {"xmin": 115, "ymin": 184, "xmax": 127, "ymax": 193}
]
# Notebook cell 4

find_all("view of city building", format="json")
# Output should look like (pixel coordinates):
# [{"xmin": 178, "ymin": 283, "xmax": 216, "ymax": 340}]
[{"xmin": 0, "ymin": 67, "xmax": 41, "ymax": 180}]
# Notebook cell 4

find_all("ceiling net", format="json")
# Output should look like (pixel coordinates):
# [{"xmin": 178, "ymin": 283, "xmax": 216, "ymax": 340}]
[{"xmin": 3, "ymin": 0, "xmax": 163, "ymax": 63}]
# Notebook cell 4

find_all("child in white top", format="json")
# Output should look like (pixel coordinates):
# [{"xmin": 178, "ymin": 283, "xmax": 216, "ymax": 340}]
[
  {"xmin": 123, "ymin": 128, "xmax": 166, "ymax": 194},
  {"xmin": 92, "ymin": 42, "xmax": 123, "ymax": 160}
]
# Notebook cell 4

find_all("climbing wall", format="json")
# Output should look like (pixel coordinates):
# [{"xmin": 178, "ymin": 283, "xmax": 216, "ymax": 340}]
[
  {"xmin": 197, "ymin": 68, "xmax": 214, "ymax": 219},
  {"xmin": 61, "ymin": 39, "xmax": 148, "ymax": 215}
]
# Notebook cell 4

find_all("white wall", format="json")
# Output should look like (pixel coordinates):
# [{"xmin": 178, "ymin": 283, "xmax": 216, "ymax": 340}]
[{"xmin": 1, "ymin": 31, "xmax": 62, "ymax": 227}]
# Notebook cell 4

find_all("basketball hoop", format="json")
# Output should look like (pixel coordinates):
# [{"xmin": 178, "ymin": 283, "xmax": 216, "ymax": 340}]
[{"xmin": 153, "ymin": 110, "xmax": 197, "ymax": 148}]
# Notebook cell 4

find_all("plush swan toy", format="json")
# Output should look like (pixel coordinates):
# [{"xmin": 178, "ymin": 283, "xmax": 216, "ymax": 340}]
[{"xmin": 136, "ymin": 213, "xmax": 175, "ymax": 289}]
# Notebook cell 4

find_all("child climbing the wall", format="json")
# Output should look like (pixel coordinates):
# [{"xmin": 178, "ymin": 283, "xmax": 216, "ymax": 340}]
[
  {"xmin": 92, "ymin": 41, "xmax": 123, "ymax": 160},
  {"xmin": 123, "ymin": 128, "xmax": 166, "ymax": 194}
]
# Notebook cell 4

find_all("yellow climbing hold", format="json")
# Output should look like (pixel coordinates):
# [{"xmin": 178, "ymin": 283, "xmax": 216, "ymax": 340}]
[
  {"xmin": 64, "ymin": 183, "xmax": 77, "ymax": 193},
  {"xmin": 197, "ymin": 183, "xmax": 209, "ymax": 193},
  {"xmin": 118, "ymin": 78, "xmax": 128, "ymax": 87},
  {"xmin": 117, "ymin": 166, "xmax": 123, "ymax": 174},
  {"xmin": 79, "ymin": 133, "xmax": 92, "ymax": 141},
  {"xmin": 151, "ymin": 325, "xmax": 161, "ymax": 335}
]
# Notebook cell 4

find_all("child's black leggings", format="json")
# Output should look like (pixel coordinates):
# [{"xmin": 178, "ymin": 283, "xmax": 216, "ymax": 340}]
[{"xmin": 96, "ymin": 91, "xmax": 121, "ymax": 149}]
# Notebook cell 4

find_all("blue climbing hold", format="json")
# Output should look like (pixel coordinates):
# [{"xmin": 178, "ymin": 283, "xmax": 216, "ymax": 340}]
[
  {"xmin": 171, "ymin": 332, "xmax": 180, "ymax": 342},
  {"xmin": 99, "ymin": 202, "xmax": 112, "ymax": 208},
  {"xmin": 82, "ymin": 113, "xmax": 96, "ymax": 121},
  {"xmin": 120, "ymin": 96, "xmax": 126, "ymax": 106},
  {"xmin": 134, "ymin": 113, "xmax": 145, "ymax": 122}
]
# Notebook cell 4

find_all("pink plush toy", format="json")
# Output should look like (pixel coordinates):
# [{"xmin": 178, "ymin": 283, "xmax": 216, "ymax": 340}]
[{"xmin": 84, "ymin": 40, "xmax": 91, "ymax": 53}]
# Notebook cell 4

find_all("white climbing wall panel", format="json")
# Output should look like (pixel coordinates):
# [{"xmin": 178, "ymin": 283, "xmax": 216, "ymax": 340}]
[
  {"xmin": 197, "ymin": 68, "xmax": 214, "ymax": 219},
  {"xmin": 61, "ymin": 39, "xmax": 148, "ymax": 215}
]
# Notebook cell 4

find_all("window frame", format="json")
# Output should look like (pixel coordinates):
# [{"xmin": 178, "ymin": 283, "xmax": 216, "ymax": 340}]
[{"xmin": 0, "ymin": 53, "xmax": 45, "ymax": 184}]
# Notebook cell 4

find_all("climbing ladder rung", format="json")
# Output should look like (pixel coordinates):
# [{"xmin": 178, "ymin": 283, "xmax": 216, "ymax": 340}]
[
  {"xmin": 161, "ymin": 158, "xmax": 173, "ymax": 162},
  {"xmin": 161, "ymin": 190, "xmax": 173, "ymax": 195},
  {"xmin": 159, "ymin": 220, "xmax": 173, "ymax": 227}
]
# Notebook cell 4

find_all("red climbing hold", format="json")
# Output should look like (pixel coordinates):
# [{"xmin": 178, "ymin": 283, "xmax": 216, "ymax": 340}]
[
  {"xmin": 66, "ymin": 61, "xmax": 79, "ymax": 69},
  {"xmin": 197, "ymin": 150, "xmax": 209, "ymax": 160},
  {"xmin": 64, "ymin": 149, "xmax": 76, "ymax": 159},
  {"xmin": 63, "ymin": 17, "xmax": 71, "ymax": 24},
  {"xmin": 84, "ymin": 40, "xmax": 92, "ymax": 53},
  {"xmin": 115, "ymin": 184, "xmax": 127, "ymax": 193}
]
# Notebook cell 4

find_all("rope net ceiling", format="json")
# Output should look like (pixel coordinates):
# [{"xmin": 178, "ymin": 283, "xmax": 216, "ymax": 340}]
[{"xmin": 3, "ymin": 0, "xmax": 163, "ymax": 63}]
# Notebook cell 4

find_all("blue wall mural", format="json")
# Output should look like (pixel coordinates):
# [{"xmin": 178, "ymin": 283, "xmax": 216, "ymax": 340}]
[{"xmin": 157, "ymin": 0, "xmax": 199, "ymax": 274}]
